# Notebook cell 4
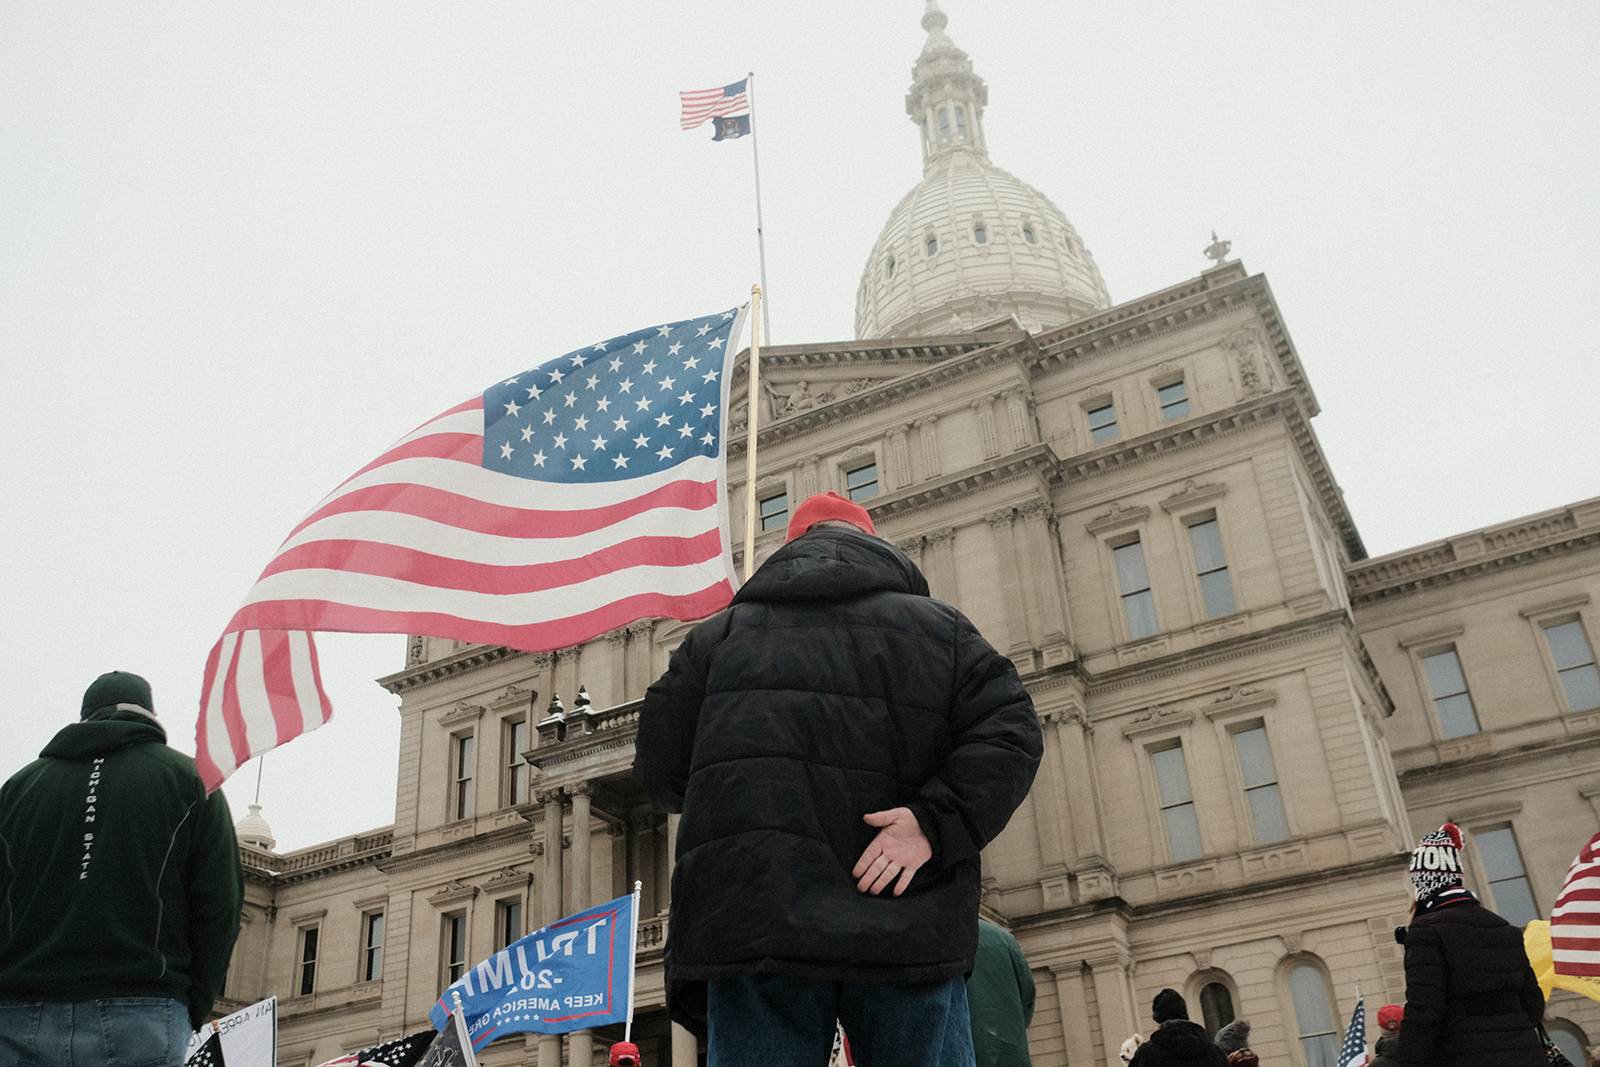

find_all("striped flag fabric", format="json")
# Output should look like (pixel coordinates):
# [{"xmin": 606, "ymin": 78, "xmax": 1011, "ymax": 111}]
[
  {"xmin": 196, "ymin": 307, "xmax": 748, "ymax": 792},
  {"xmin": 1553, "ymin": 830, "xmax": 1600, "ymax": 976},
  {"xmin": 680, "ymin": 78, "xmax": 748, "ymax": 129}
]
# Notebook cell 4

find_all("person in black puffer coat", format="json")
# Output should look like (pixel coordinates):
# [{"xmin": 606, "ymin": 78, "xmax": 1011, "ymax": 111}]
[
  {"xmin": 633, "ymin": 492, "xmax": 1042, "ymax": 1067},
  {"xmin": 1397, "ymin": 823, "xmax": 1545, "ymax": 1067},
  {"xmin": 1128, "ymin": 990, "xmax": 1229, "ymax": 1067}
]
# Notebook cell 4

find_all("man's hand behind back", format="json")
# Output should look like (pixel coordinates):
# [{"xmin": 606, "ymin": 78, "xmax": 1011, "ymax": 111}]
[{"xmin": 852, "ymin": 807, "xmax": 933, "ymax": 896}]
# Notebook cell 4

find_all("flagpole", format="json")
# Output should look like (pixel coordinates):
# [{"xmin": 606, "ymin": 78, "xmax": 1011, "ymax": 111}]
[
  {"xmin": 743, "ymin": 285, "xmax": 762, "ymax": 580},
  {"xmin": 747, "ymin": 71, "xmax": 771, "ymax": 347},
  {"xmin": 625, "ymin": 881, "xmax": 642, "ymax": 1043}
]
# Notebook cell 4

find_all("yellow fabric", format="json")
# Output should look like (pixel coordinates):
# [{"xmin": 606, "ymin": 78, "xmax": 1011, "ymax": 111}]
[{"xmin": 1525, "ymin": 920, "xmax": 1600, "ymax": 1003}]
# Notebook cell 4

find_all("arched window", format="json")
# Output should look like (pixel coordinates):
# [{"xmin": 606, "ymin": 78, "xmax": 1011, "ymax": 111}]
[
  {"xmin": 926, "ymin": 234, "xmax": 938, "ymax": 257},
  {"xmin": 954, "ymin": 105, "xmax": 968, "ymax": 139},
  {"xmin": 1022, "ymin": 225, "xmax": 1036, "ymax": 244},
  {"xmin": 1199, "ymin": 982, "xmax": 1235, "ymax": 1037},
  {"xmin": 937, "ymin": 108, "xmax": 951, "ymax": 142},
  {"xmin": 886, "ymin": 256, "xmax": 896, "ymax": 279},
  {"xmin": 1547, "ymin": 1024, "xmax": 1586, "ymax": 1065},
  {"xmin": 973, "ymin": 222, "xmax": 987, "ymax": 244},
  {"xmin": 1288, "ymin": 965, "xmax": 1338, "ymax": 1066}
]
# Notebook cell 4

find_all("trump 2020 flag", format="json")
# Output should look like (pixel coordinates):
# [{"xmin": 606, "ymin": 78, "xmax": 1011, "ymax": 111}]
[
  {"xmin": 196, "ymin": 308, "xmax": 748, "ymax": 792},
  {"xmin": 1553, "ymin": 830, "xmax": 1600, "ymax": 977},
  {"xmin": 1336, "ymin": 995, "xmax": 1368, "ymax": 1067},
  {"xmin": 430, "ymin": 894, "xmax": 636, "ymax": 1044}
]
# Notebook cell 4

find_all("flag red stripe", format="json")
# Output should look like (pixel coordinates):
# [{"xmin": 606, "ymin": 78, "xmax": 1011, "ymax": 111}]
[
  {"xmin": 227, "ymin": 586, "xmax": 733, "ymax": 654},
  {"xmin": 258, "ymin": 530, "xmax": 724, "ymax": 594},
  {"xmin": 1553, "ymin": 937, "xmax": 1600, "ymax": 951},
  {"xmin": 286, "ymin": 476, "xmax": 718, "ymax": 546},
  {"xmin": 195, "ymin": 639, "xmax": 227, "ymax": 788},
  {"xmin": 262, "ymin": 631, "xmax": 300, "ymax": 745},
  {"xmin": 219, "ymin": 636, "xmax": 256, "ymax": 771}
]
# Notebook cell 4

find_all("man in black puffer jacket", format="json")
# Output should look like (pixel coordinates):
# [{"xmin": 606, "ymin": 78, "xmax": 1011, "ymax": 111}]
[
  {"xmin": 1127, "ymin": 990, "xmax": 1228, "ymax": 1067},
  {"xmin": 1397, "ymin": 823, "xmax": 1545, "ymax": 1066},
  {"xmin": 634, "ymin": 492, "xmax": 1042, "ymax": 1067}
]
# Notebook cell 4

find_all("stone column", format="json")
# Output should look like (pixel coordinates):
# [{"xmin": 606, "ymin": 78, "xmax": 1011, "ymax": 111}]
[
  {"xmin": 985, "ymin": 508, "xmax": 1027, "ymax": 657},
  {"xmin": 568, "ymin": 784, "xmax": 593, "ymax": 1067},
  {"xmin": 1017, "ymin": 499, "xmax": 1067, "ymax": 647},
  {"xmin": 538, "ymin": 789, "xmax": 567, "ymax": 1067},
  {"xmin": 625, "ymin": 621, "xmax": 655, "ymax": 700},
  {"xmin": 974, "ymin": 396, "xmax": 999, "ymax": 458},
  {"xmin": 552, "ymin": 647, "xmax": 580, "ymax": 711},
  {"xmin": 1051, "ymin": 964, "xmax": 1097, "ymax": 1067},
  {"xmin": 1003, "ymin": 388, "xmax": 1033, "ymax": 450},
  {"xmin": 1089, "ymin": 951, "xmax": 1139, "ymax": 1067},
  {"xmin": 925, "ymin": 526, "xmax": 958, "ymax": 605},
  {"xmin": 799, "ymin": 455, "xmax": 820, "ymax": 500},
  {"xmin": 629, "ymin": 814, "xmax": 658, "ymax": 917},
  {"xmin": 917, "ymin": 415, "xmax": 941, "ymax": 479},
  {"xmin": 1056, "ymin": 704, "xmax": 1115, "ymax": 899},
  {"xmin": 1031, "ymin": 708, "xmax": 1076, "ymax": 887}
]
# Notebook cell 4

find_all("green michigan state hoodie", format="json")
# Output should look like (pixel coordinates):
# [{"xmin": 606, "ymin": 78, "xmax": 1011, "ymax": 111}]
[{"xmin": 0, "ymin": 705, "xmax": 243, "ymax": 1029}]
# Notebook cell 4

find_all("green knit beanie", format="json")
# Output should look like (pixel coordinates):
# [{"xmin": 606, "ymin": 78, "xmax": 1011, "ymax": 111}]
[{"xmin": 80, "ymin": 671, "xmax": 154, "ymax": 719}]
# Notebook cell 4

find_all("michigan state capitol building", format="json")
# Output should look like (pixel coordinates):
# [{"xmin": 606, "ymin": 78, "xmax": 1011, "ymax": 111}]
[{"xmin": 219, "ymin": 4, "xmax": 1600, "ymax": 1065}]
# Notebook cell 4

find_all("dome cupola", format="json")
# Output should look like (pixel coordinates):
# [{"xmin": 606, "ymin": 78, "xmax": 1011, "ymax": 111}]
[{"xmin": 855, "ymin": 1, "xmax": 1112, "ymax": 339}]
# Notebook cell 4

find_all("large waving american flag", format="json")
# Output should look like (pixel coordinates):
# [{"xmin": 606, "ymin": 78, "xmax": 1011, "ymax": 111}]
[
  {"xmin": 196, "ymin": 307, "xmax": 747, "ymax": 792},
  {"xmin": 1553, "ymin": 830, "xmax": 1600, "ymax": 977}
]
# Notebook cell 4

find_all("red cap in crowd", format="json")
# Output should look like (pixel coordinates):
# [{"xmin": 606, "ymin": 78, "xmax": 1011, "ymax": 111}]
[
  {"xmin": 1377, "ymin": 1005, "xmax": 1403, "ymax": 1032},
  {"xmin": 786, "ymin": 491, "xmax": 876, "ymax": 542}
]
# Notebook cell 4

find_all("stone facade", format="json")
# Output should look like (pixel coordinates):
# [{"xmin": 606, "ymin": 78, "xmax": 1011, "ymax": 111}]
[{"xmin": 215, "ymin": 7, "xmax": 1600, "ymax": 1066}]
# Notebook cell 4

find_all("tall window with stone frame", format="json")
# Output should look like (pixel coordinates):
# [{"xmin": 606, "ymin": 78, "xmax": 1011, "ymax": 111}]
[
  {"xmin": 503, "ymin": 718, "xmax": 529, "ymax": 807},
  {"xmin": 845, "ymin": 463, "xmax": 878, "ymax": 502},
  {"xmin": 1476, "ymin": 826, "xmax": 1538, "ymax": 926},
  {"xmin": 1544, "ymin": 619, "xmax": 1600, "ymax": 711},
  {"xmin": 1232, "ymin": 725, "xmax": 1289, "ymax": 844},
  {"xmin": 1421, "ymin": 647, "xmax": 1480, "ymax": 738},
  {"xmin": 1187, "ymin": 517, "xmax": 1236, "ymax": 619},
  {"xmin": 1198, "ymin": 982, "xmax": 1236, "ymax": 1037},
  {"xmin": 452, "ymin": 732, "xmax": 475, "ymax": 820},
  {"xmin": 297, "ymin": 925, "xmax": 319, "ymax": 996},
  {"xmin": 362, "ymin": 911, "xmax": 384, "ymax": 982},
  {"xmin": 1087, "ymin": 400, "xmax": 1118, "ymax": 443},
  {"xmin": 1150, "ymin": 742, "xmax": 1202, "ymax": 863},
  {"xmin": 1157, "ymin": 379, "xmax": 1191, "ymax": 420},
  {"xmin": 1287, "ymin": 965, "xmax": 1339, "ymax": 1066},
  {"xmin": 759, "ymin": 491, "xmax": 790, "ymax": 532},
  {"xmin": 497, "ymin": 898, "xmax": 523, "ymax": 951},
  {"xmin": 443, "ymin": 914, "xmax": 469, "ymax": 989},
  {"xmin": 1113, "ymin": 537, "xmax": 1158, "ymax": 640}
]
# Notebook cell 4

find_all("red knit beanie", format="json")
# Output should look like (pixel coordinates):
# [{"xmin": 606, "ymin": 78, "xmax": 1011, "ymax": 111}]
[{"xmin": 785, "ymin": 491, "xmax": 876, "ymax": 542}]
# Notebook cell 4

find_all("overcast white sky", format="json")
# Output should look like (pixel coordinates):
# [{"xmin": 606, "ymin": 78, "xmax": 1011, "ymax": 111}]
[{"xmin": 3, "ymin": 2, "xmax": 1597, "ymax": 853}]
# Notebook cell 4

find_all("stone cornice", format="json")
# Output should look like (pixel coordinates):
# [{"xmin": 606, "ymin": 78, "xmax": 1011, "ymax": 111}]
[
  {"xmin": 379, "ymin": 644, "xmax": 528, "ymax": 695},
  {"xmin": 1346, "ymin": 498, "xmax": 1600, "ymax": 606},
  {"xmin": 1084, "ymin": 610, "xmax": 1351, "ymax": 696},
  {"xmin": 863, "ymin": 443, "xmax": 1059, "ymax": 526},
  {"xmin": 728, "ymin": 332, "xmax": 1040, "ymax": 455},
  {"xmin": 377, "ymin": 821, "xmax": 539, "ymax": 876}
]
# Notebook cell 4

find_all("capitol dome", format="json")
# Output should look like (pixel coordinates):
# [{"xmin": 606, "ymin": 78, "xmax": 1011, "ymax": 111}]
[{"xmin": 854, "ymin": 2, "xmax": 1112, "ymax": 340}]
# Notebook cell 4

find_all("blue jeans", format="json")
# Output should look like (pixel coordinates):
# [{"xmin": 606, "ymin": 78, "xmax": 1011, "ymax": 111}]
[
  {"xmin": 0, "ymin": 999, "xmax": 191, "ymax": 1067},
  {"xmin": 706, "ymin": 973, "xmax": 977, "ymax": 1067}
]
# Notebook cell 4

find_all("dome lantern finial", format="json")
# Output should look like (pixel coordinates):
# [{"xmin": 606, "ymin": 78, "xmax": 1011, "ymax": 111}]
[
  {"xmin": 907, "ymin": 0, "xmax": 989, "ymax": 170},
  {"xmin": 921, "ymin": 0, "xmax": 948, "ymax": 35}
]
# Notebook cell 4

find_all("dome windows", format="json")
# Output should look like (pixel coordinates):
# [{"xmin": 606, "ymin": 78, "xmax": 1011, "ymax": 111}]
[
  {"xmin": 954, "ymin": 106, "xmax": 968, "ymax": 140},
  {"xmin": 937, "ymin": 108, "xmax": 951, "ymax": 142},
  {"xmin": 886, "ymin": 255, "xmax": 896, "ymax": 279},
  {"xmin": 973, "ymin": 218, "xmax": 988, "ymax": 244},
  {"xmin": 926, "ymin": 231, "xmax": 939, "ymax": 257},
  {"xmin": 1022, "ymin": 224, "xmax": 1036, "ymax": 244},
  {"xmin": 935, "ymin": 105, "xmax": 970, "ymax": 144}
]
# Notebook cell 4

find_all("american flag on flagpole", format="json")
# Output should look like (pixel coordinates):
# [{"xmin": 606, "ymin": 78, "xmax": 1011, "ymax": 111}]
[
  {"xmin": 1335, "ymin": 995, "xmax": 1369, "ymax": 1067},
  {"xmin": 196, "ymin": 307, "xmax": 748, "ymax": 793},
  {"xmin": 1553, "ymin": 830, "xmax": 1600, "ymax": 977},
  {"xmin": 680, "ymin": 78, "xmax": 748, "ymax": 129}
]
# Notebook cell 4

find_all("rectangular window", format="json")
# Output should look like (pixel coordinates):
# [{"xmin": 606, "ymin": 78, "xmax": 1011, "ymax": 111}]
[
  {"xmin": 845, "ymin": 463, "xmax": 879, "ymax": 502},
  {"xmin": 759, "ymin": 491, "xmax": 790, "ymax": 532},
  {"xmin": 363, "ymin": 912, "xmax": 384, "ymax": 982},
  {"xmin": 1476, "ymin": 827, "xmax": 1538, "ymax": 926},
  {"xmin": 1157, "ymin": 380, "xmax": 1190, "ymax": 420},
  {"xmin": 1087, "ymin": 402, "xmax": 1118, "ymax": 443},
  {"xmin": 937, "ymin": 108, "xmax": 950, "ymax": 141},
  {"xmin": 504, "ymin": 719, "xmax": 528, "ymax": 807},
  {"xmin": 1113, "ymin": 539, "xmax": 1158, "ymax": 640},
  {"xmin": 453, "ymin": 733, "xmax": 475, "ymax": 820},
  {"xmin": 1187, "ymin": 519, "xmax": 1236, "ymax": 618},
  {"xmin": 954, "ymin": 105, "xmax": 967, "ymax": 139},
  {"xmin": 497, "ymin": 899, "xmax": 523, "ymax": 951},
  {"xmin": 444, "ymin": 915, "xmax": 468, "ymax": 985},
  {"xmin": 1545, "ymin": 620, "xmax": 1600, "ymax": 711},
  {"xmin": 1232, "ymin": 727, "xmax": 1289, "ymax": 843},
  {"xmin": 1151, "ymin": 744, "xmax": 1202, "ymax": 862},
  {"xmin": 298, "ymin": 927, "xmax": 319, "ymax": 996},
  {"xmin": 1421, "ymin": 648, "xmax": 1480, "ymax": 738}
]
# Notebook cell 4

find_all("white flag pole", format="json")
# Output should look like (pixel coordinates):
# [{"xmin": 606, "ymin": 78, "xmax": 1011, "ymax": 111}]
[
  {"xmin": 743, "ymin": 285, "xmax": 762, "ymax": 580},
  {"xmin": 625, "ymin": 880, "xmax": 643, "ymax": 1044},
  {"xmin": 747, "ymin": 72, "xmax": 771, "ymax": 347}
]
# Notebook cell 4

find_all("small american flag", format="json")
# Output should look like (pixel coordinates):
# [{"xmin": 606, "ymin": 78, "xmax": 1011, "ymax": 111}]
[
  {"xmin": 680, "ymin": 78, "xmax": 748, "ymax": 129},
  {"xmin": 1553, "ymin": 830, "xmax": 1600, "ymax": 977},
  {"xmin": 314, "ymin": 1030, "xmax": 434, "ymax": 1067},
  {"xmin": 1336, "ymin": 996, "xmax": 1369, "ymax": 1067},
  {"xmin": 186, "ymin": 1032, "xmax": 224, "ymax": 1067},
  {"xmin": 195, "ymin": 308, "xmax": 747, "ymax": 792}
]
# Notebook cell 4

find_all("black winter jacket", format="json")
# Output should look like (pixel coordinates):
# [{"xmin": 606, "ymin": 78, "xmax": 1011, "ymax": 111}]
[
  {"xmin": 1397, "ymin": 896, "xmax": 1545, "ymax": 1066},
  {"xmin": 1126, "ymin": 1020, "xmax": 1230, "ymax": 1067},
  {"xmin": 633, "ymin": 527, "xmax": 1042, "ymax": 1035}
]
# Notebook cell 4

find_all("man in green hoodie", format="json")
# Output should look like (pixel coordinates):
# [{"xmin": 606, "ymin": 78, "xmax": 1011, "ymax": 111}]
[{"xmin": 0, "ymin": 671, "xmax": 243, "ymax": 1067}]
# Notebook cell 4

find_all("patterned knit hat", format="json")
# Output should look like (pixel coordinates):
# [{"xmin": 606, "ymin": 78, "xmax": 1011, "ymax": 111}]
[
  {"xmin": 1409, "ymin": 822, "xmax": 1465, "ymax": 900},
  {"xmin": 785, "ymin": 491, "xmax": 876, "ymax": 542}
]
